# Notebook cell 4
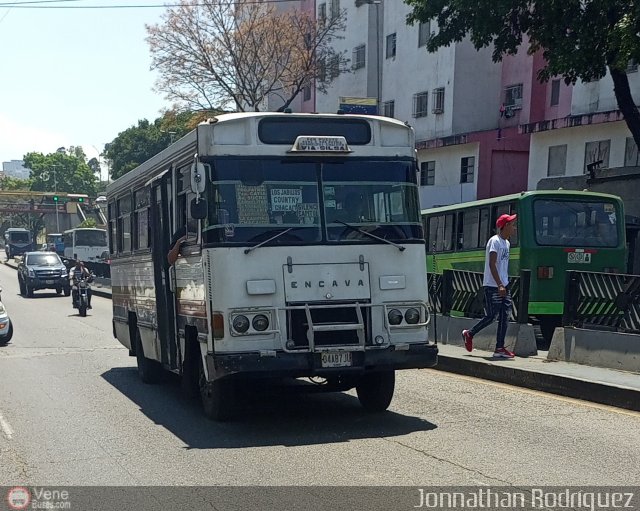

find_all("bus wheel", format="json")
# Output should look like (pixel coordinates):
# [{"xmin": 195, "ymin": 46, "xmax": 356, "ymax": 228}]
[
  {"xmin": 199, "ymin": 358, "xmax": 235, "ymax": 421},
  {"xmin": 135, "ymin": 329, "xmax": 162, "ymax": 384},
  {"xmin": 356, "ymin": 371, "xmax": 395, "ymax": 413}
]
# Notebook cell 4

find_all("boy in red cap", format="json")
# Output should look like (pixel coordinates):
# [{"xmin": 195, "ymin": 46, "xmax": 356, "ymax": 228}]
[{"xmin": 462, "ymin": 213, "xmax": 517, "ymax": 358}]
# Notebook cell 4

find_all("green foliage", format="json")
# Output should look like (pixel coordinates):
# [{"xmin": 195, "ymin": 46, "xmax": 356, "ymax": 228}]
[
  {"xmin": 103, "ymin": 109, "xmax": 222, "ymax": 181},
  {"xmin": 0, "ymin": 176, "xmax": 31, "ymax": 191},
  {"xmin": 23, "ymin": 149, "xmax": 97, "ymax": 197},
  {"xmin": 78, "ymin": 218, "xmax": 97, "ymax": 228}
]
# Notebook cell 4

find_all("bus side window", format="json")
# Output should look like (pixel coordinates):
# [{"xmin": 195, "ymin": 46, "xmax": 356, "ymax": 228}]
[
  {"xmin": 428, "ymin": 216, "xmax": 438, "ymax": 251},
  {"xmin": 443, "ymin": 213, "xmax": 454, "ymax": 251},
  {"xmin": 456, "ymin": 212, "xmax": 464, "ymax": 250},
  {"xmin": 463, "ymin": 209, "xmax": 480, "ymax": 249},
  {"xmin": 478, "ymin": 208, "xmax": 489, "ymax": 247}
]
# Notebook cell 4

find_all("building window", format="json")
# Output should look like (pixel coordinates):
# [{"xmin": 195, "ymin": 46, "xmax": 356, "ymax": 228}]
[
  {"xmin": 420, "ymin": 161, "xmax": 435, "ymax": 186},
  {"xmin": 432, "ymin": 87, "xmax": 445, "ymax": 113},
  {"xmin": 413, "ymin": 91, "xmax": 428, "ymax": 117},
  {"xmin": 386, "ymin": 33, "xmax": 396, "ymax": 59},
  {"xmin": 627, "ymin": 59, "xmax": 638, "ymax": 73},
  {"xmin": 328, "ymin": 54, "xmax": 340, "ymax": 78},
  {"xmin": 504, "ymin": 84, "xmax": 523, "ymax": 109},
  {"xmin": 547, "ymin": 145, "xmax": 567, "ymax": 176},
  {"xmin": 303, "ymin": 86, "xmax": 311, "ymax": 101},
  {"xmin": 418, "ymin": 20, "xmax": 431, "ymax": 47},
  {"xmin": 353, "ymin": 44, "xmax": 366, "ymax": 70},
  {"xmin": 382, "ymin": 100, "xmax": 395, "ymax": 118},
  {"xmin": 584, "ymin": 140, "xmax": 611, "ymax": 173},
  {"xmin": 318, "ymin": 3, "xmax": 326, "ymax": 24},
  {"xmin": 625, "ymin": 137, "xmax": 640, "ymax": 166},
  {"xmin": 460, "ymin": 156, "xmax": 475, "ymax": 183},
  {"xmin": 330, "ymin": 0, "xmax": 340, "ymax": 19},
  {"xmin": 550, "ymin": 79, "xmax": 560, "ymax": 106}
]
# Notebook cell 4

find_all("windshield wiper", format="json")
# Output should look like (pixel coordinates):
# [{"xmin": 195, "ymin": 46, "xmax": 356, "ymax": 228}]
[
  {"xmin": 244, "ymin": 227, "xmax": 299, "ymax": 255},
  {"xmin": 336, "ymin": 220, "xmax": 405, "ymax": 252}
]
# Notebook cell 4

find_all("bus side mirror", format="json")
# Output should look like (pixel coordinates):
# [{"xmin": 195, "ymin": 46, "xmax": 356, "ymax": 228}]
[
  {"xmin": 190, "ymin": 198, "xmax": 208, "ymax": 220},
  {"xmin": 191, "ymin": 162, "xmax": 207, "ymax": 194}
]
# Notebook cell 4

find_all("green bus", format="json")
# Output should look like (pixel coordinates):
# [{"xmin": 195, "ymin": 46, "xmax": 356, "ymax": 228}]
[{"xmin": 421, "ymin": 190, "xmax": 627, "ymax": 342}]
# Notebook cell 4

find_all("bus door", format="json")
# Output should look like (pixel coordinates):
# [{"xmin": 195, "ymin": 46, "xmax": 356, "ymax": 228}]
[{"xmin": 149, "ymin": 172, "xmax": 179, "ymax": 370}]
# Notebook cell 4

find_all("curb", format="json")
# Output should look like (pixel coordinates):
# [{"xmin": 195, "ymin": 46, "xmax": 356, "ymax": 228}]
[{"xmin": 434, "ymin": 354, "xmax": 640, "ymax": 412}]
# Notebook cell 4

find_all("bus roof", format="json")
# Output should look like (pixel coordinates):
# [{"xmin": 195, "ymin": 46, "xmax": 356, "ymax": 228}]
[
  {"xmin": 107, "ymin": 112, "xmax": 415, "ymax": 199},
  {"xmin": 63, "ymin": 228, "xmax": 106, "ymax": 233},
  {"xmin": 421, "ymin": 189, "xmax": 623, "ymax": 215},
  {"xmin": 5, "ymin": 227, "xmax": 30, "ymax": 232}
]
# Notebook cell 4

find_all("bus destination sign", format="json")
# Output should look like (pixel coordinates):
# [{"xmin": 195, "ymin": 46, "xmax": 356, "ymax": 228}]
[{"xmin": 290, "ymin": 136, "xmax": 351, "ymax": 153}]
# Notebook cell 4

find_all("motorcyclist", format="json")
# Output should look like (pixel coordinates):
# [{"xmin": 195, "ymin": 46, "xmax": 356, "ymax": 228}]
[{"xmin": 70, "ymin": 260, "xmax": 92, "ymax": 309}]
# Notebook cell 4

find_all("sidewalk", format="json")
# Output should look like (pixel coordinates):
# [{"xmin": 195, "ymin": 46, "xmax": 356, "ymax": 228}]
[{"xmin": 435, "ymin": 343, "xmax": 640, "ymax": 412}]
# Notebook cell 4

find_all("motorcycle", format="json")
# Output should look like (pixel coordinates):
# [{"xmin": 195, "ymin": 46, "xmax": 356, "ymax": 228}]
[
  {"xmin": 0, "ymin": 287, "xmax": 13, "ymax": 344},
  {"xmin": 72, "ymin": 273, "xmax": 94, "ymax": 317}
]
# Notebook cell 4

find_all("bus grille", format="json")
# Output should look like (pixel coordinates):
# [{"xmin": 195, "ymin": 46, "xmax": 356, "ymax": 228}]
[{"xmin": 286, "ymin": 303, "xmax": 370, "ymax": 350}]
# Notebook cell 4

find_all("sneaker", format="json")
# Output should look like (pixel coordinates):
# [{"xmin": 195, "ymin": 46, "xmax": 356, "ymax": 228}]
[
  {"xmin": 462, "ymin": 330, "xmax": 473, "ymax": 352},
  {"xmin": 493, "ymin": 347, "xmax": 515, "ymax": 359}
]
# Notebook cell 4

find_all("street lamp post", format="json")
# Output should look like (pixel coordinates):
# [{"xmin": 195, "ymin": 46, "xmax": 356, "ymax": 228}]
[{"xmin": 46, "ymin": 165, "xmax": 61, "ymax": 233}]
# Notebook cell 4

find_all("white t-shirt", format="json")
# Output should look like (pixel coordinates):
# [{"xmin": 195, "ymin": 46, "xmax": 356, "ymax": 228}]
[{"xmin": 482, "ymin": 234, "xmax": 510, "ymax": 287}]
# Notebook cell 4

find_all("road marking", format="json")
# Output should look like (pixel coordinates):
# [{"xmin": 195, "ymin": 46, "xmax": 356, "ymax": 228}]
[
  {"xmin": 0, "ymin": 412, "xmax": 14, "ymax": 439},
  {"xmin": 433, "ymin": 370, "xmax": 640, "ymax": 418}
]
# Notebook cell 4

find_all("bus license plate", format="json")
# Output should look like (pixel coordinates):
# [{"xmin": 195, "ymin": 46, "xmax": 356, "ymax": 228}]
[
  {"xmin": 568, "ymin": 252, "xmax": 591, "ymax": 264},
  {"xmin": 321, "ymin": 352, "xmax": 353, "ymax": 368},
  {"xmin": 46, "ymin": 280, "xmax": 54, "ymax": 284}
]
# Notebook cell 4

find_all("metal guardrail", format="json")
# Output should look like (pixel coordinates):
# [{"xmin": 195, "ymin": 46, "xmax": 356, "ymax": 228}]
[
  {"xmin": 428, "ymin": 269, "xmax": 530, "ymax": 324},
  {"xmin": 563, "ymin": 270, "xmax": 640, "ymax": 334}
]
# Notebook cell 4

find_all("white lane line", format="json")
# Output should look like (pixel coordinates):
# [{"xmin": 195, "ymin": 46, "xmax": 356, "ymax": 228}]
[{"xmin": 0, "ymin": 412, "xmax": 14, "ymax": 439}]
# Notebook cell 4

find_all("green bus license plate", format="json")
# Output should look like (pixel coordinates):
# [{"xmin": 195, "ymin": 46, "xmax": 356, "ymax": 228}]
[
  {"xmin": 321, "ymin": 352, "xmax": 353, "ymax": 368},
  {"xmin": 568, "ymin": 252, "xmax": 591, "ymax": 264}
]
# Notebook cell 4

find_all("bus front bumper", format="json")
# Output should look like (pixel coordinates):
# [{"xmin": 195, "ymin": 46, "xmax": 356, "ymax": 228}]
[{"xmin": 206, "ymin": 343, "xmax": 438, "ymax": 381}]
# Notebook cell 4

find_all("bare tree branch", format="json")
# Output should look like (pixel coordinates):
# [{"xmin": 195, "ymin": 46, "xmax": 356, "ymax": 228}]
[{"xmin": 146, "ymin": 0, "xmax": 348, "ymax": 112}]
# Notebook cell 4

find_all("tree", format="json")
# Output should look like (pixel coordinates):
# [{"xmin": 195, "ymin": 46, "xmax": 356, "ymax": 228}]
[
  {"xmin": 405, "ymin": 0, "xmax": 640, "ymax": 149},
  {"xmin": 146, "ymin": 0, "xmax": 348, "ymax": 112},
  {"xmin": 23, "ymin": 150, "xmax": 97, "ymax": 196},
  {"xmin": 103, "ymin": 109, "xmax": 221, "ymax": 180},
  {"xmin": 0, "ymin": 176, "xmax": 31, "ymax": 191}
]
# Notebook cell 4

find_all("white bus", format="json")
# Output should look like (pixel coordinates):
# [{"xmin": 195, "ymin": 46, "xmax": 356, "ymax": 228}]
[
  {"xmin": 107, "ymin": 112, "xmax": 437, "ymax": 420},
  {"xmin": 63, "ymin": 228, "xmax": 109, "ymax": 262}
]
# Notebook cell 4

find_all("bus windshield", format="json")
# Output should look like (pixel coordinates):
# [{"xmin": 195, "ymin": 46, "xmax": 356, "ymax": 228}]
[
  {"xmin": 9, "ymin": 232, "xmax": 29, "ymax": 243},
  {"xmin": 533, "ymin": 199, "xmax": 619, "ymax": 248},
  {"xmin": 75, "ymin": 230, "xmax": 107, "ymax": 247},
  {"xmin": 202, "ymin": 159, "xmax": 421, "ymax": 245}
]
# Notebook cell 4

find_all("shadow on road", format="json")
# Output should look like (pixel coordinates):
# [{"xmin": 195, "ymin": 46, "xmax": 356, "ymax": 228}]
[{"xmin": 102, "ymin": 367, "xmax": 438, "ymax": 449}]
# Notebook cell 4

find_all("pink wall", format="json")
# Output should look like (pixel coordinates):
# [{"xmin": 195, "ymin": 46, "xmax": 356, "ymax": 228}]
[{"xmin": 471, "ymin": 127, "xmax": 531, "ymax": 199}]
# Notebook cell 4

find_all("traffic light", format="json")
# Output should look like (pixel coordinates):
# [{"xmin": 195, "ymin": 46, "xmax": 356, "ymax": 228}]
[
  {"xmin": 53, "ymin": 196, "xmax": 59, "ymax": 202},
  {"xmin": 77, "ymin": 197, "xmax": 84, "ymax": 203}
]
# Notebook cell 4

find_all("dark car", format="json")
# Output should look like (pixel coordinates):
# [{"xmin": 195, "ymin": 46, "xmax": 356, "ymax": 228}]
[{"xmin": 17, "ymin": 252, "xmax": 70, "ymax": 297}]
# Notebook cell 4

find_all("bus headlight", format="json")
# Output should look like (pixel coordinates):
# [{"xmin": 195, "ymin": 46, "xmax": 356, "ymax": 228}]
[
  {"xmin": 404, "ymin": 308, "xmax": 420, "ymax": 324},
  {"xmin": 388, "ymin": 309, "xmax": 403, "ymax": 325},
  {"xmin": 232, "ymin": 315, "xmax": 250, "ymax": 333},
  {"xmin": 252, "ymin": 314, "xmax": 269, "ymax": 332}
]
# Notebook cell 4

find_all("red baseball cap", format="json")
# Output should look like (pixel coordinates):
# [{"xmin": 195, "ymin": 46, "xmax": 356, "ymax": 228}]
[{"xmin": 496, "ymin": 213, "xmax": 517, "ymax": 229}]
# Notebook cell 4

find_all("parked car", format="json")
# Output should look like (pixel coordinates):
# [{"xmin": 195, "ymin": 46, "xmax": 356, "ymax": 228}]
[
  {"xmin": 17, "ymin": 252, "xmax": 70, "ymax": 297},
  {"xmin": 0, "ymin": 287, "xmax": 13, "ymax": 345}
]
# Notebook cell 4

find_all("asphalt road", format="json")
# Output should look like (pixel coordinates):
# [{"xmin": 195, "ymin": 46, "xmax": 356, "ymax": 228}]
[{"xmin": 0, "ymin": 260, "xmax": 638, "ymax": 486}]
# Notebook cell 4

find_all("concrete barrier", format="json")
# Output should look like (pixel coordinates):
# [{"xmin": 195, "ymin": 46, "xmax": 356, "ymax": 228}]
[
  {"xmin": 430, "ymin": 313, "xmax": 538, "ymax": 357},
  {"xmin": 548, "ymin": 327, "xmax": 640, "ymax": 373}
]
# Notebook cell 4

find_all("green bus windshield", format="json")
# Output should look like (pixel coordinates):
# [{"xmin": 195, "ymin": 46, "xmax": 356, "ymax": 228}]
[{"xmin": 533, "ymin": 199, "xmax": 619, "ymax": 248}]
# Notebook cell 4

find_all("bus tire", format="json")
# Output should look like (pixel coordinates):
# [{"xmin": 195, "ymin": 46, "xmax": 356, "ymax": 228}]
[
  {"xmin": 199, "ymin": 357, "xmax": 235, "ymax": 421},
  {"xmin": 135, "ymin": 328, "xmax": 162, "ymax": 384},
  {"xmin": 356, "ymin": 370, "xmax": 395, "ymax": 413}
]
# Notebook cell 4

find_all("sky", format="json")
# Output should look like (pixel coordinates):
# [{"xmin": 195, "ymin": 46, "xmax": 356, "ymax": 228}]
[{"xmin": 0, "ymin": 0, "xmax": 170, "ymax": 179}]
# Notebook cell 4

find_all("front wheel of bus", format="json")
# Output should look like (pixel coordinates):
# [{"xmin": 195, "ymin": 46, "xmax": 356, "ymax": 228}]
[
  {"xmin": 199, "ymin": 358, "xmax": 235, "ymax": 421},
  {"xmin": 135, "ymin": 329, "xmax": 162, "ymax": 384},
  {"xmin": 356, "ymin": 371, "xmax": 395, "ymax": 413}
]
